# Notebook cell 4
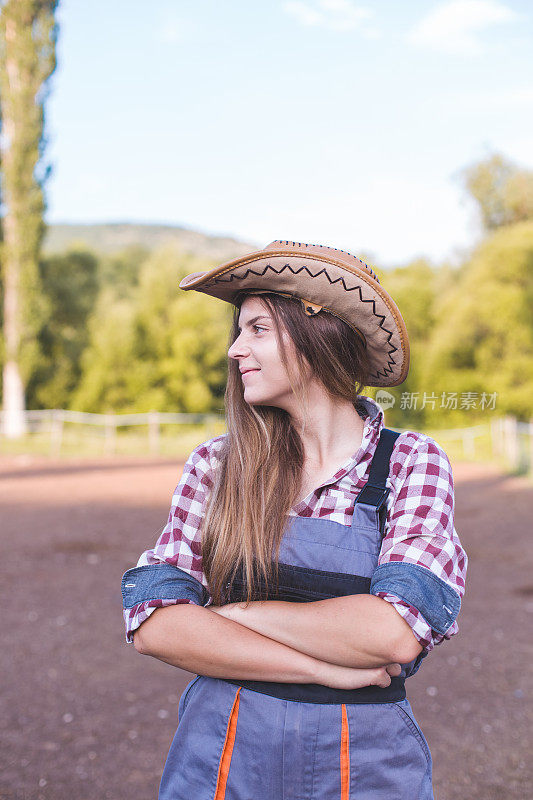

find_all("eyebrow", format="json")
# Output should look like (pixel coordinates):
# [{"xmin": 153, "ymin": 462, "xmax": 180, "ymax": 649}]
[{"xmin": 237, "ymin": 315, "xmax": 271, "ymax": 331}]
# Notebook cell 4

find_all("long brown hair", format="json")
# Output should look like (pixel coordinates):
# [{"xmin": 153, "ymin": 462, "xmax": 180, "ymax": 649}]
[{"xmin": 201, "ymin": 290, "xmax": 371, "ymax": 605}]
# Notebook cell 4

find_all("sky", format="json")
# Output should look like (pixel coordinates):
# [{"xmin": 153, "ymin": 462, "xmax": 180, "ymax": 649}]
[{"xmin": 44, "ymin": 0, "xmax": 533, "ymax": 268}]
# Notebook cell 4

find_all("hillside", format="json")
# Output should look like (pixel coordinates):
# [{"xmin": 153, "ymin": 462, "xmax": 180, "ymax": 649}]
[{"xmin": 43, "ymin": 222, "xmax": 259, "ymax": 261}]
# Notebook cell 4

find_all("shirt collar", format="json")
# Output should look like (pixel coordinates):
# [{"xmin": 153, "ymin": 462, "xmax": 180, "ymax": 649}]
[{"xmin": 357, "ymin": 395, "xmax": 384, "ymax": 428}]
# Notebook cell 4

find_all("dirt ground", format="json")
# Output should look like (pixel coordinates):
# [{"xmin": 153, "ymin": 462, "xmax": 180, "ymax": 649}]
[{"xmin": 0, "ymin": 454, "xmax": 531, "ymax": 800}]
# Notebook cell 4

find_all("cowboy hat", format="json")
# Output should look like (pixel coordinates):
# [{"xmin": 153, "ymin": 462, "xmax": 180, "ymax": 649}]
[{"xmin": 179, "ymin": 240, "xmax": 409, "ymax": 387}]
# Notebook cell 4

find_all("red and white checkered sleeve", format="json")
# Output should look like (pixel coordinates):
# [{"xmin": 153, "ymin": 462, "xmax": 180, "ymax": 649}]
[
  {"xmin": 370, "ymin": 432, "xmax": 468, "ymax": 655},
  {"xmin": 121, "ymin": 434, "xmax": 226, "ymax": 643}
]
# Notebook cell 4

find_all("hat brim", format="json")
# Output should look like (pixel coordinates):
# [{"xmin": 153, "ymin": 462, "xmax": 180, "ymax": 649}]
[{"xmin": 179, "ymin": 248, "xmax": 409, "ymax": 387}]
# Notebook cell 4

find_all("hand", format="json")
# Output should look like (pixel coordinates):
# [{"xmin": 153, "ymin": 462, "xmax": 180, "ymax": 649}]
[{"xmin": 318, "ymin": 661, "xmax": 402, "ymax": 691}]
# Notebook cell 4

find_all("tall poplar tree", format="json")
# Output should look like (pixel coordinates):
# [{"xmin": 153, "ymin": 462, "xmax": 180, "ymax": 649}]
[{"xmin": 0, "ymin": 0, "xmax": 59, "ymax": 437}]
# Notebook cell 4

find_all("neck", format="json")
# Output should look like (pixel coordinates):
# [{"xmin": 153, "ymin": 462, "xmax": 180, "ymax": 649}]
[{"xmin": 293, "ymin": 398, "xmax": 367, "ymax": 469}]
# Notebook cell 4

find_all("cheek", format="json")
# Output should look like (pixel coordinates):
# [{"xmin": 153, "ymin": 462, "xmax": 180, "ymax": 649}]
[
  {"xmin": 256, "ymin": 336, "xmax": 295, "ymax": 387},
  {"xmin": 266, "ymin": 360, "xmax": 294, "ymax": 391}
]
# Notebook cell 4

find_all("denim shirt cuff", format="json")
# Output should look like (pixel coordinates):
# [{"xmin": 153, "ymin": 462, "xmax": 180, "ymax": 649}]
[
  {"xmin": 121, "ymin": 563, "xmax": 210, "ymax": 609},
  {"xmin": 370, "ymin": 561, "xmax": 461, "ymax": 635}
]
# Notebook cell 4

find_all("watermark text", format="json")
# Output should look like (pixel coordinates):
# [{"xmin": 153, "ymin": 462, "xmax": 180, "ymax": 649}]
[{"xmin": 375, "ymin": 390, "xmax": 498, "ymax": 411}]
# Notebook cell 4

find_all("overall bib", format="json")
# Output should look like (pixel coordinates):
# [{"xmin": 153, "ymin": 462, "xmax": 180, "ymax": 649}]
[{"xmin": 159, "ymin": 429, "xmax": 434, "ymax": 800}]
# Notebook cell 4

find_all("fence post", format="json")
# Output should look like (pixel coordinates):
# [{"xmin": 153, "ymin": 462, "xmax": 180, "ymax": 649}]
[
  {"xmin": 462, "ymin": 429, "xmax": 475, "ymax": 459},
  {"xmin": 503, "ymin": 416, "xmax": 519, "ymax": 471},
  {"xmin": 148, "ymin": 411, "xmax": 160, "ymax": 455},
  {"xmin": 49, "ymin": 409, "xmax": 65, "ymax": 457},
  {"xmin": 104, "ymin": 415, "xmax": 117, "ymax": 456},
  {"xmin": 490, "ymin": 417, "xmax": 503, "ymax": 459},
  {"xmin": 529, "ymin": 419, "xmax": 533, "ymax": 476}
]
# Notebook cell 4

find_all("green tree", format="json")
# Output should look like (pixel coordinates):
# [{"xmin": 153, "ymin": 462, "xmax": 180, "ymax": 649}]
[
  {"xmin": 460, "ymin": 152, "xmax": 533, "ymax": 231},
  {"xmin": 96, "ymin": 243, "xmax": 150, "ymax": 299},
  {"xmin": 69, "ymin": 287, "xmax": 141, "ymax": 412},
  {"xmin": 73, "ymin": 246, "xmax": 232, "ymax": 413},
  {"xmin": 422, "ymin": 221, "xmax": 533, "ymax": 422},
  {"xmin": 368, "ymin": 258, "xmax": 454, "ymax": 428},
  {"xmin": 26, "ymin": 248, "xmax": 99, "ymax": 408},
  {"xmin": 0, "ymin": 0, "xmax": 59, "ymax": 436}
]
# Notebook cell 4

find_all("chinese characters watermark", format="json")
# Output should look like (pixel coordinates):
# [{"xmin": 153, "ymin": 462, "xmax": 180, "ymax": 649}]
[{"xmin": 375, "ymin": 390, "xmax": 498, "ymax": 411}]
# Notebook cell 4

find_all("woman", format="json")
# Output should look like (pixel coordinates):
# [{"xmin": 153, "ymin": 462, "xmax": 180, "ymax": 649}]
[{"xmin": 121, "ymin": 240, "xmax": 467, "ymax": 800}]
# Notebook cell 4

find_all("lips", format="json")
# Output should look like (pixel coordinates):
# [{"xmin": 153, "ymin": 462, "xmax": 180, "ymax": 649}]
[{"xmin": 241, "ymin": 368, "xmax": 260, "ymax": 376}]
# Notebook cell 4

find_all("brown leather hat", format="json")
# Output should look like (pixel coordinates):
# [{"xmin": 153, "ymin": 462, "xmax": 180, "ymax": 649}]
[{"xmin": 179, "ymin": 240, "xmax": 409, "ymax": 387}]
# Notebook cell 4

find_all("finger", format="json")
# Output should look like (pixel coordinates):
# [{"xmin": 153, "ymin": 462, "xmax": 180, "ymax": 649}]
[
  {"xmin": 386, "ymin": 663, "xmax": 402, "ymax": 676},
  {"xmin": 378, "ymin": 669, "xmax": 392, "ymax": 688},
  {"xmin": 373, "ymin": 668, "xmax": 392, "ymax": 688}
]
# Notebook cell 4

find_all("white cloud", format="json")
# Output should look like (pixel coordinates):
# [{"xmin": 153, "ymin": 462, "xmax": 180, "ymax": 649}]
[
  {"xmin": 440, "ymin": 85, "xmax": 533, "ymax": 114},
  {"xmin": 154, "ymin": 15, "xmax": 192, "ymax": 44},
  {"xmin": 282, "ymin": 0, "xmax": 375, "ymax": 33},
  {"xmin": 494, "ymin": 87, "xmax": 533, "ymax": 107},
  {"xmin": 283, "ymin": 1, "xmax": 323, "ymax": 26},
  {"xmin": 408, "ymin": 0, "xmax": 519, "ymax": 55},
  {"xmin": 361, "ymin": 27, "xmax": 382, "ymax": 40}
]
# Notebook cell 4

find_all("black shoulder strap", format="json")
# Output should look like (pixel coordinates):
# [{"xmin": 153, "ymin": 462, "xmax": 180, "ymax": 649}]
[{"xmin": 355, "ymin": 428, "xmax": 400, "ymax": 531}]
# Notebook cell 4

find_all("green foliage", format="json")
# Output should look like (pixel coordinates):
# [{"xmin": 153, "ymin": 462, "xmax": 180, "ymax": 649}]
[
  {"xmin": 96, "ymin": 243, "xmax": 150, "ymax": 299},
  {"xmin": 26, "ymin": 248, "xmax": 99, "ymax": 408},
  {"xmin": 383, "ymin": 258, "xmax": 438, "ymax": 341},
  {"xmin": 370, "ymin": 258, "xmax": 457, "ymax": 428},
  {"xmin": 460, "ymin": 152, "xmax": 533, "ymax": 231},
  {"xmin": 72, "ymin": 245, "xmax": 233, "ymax": 413},
  {"xmin": 69, "ymin": 288, "xmax": 141, "ymax": 412},
  {"xmin": 421, "ymin": 221, "xmax": 533, "ymax": 422}
]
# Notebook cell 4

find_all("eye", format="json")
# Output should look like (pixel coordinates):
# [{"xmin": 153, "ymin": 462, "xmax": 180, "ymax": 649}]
[{"xmin": 236, "ymin": 325, "xmax": 266, "ymax": 335}]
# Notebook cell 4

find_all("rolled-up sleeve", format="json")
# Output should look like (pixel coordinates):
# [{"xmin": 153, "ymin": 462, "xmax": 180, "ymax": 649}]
[
  {"xmin": 121, "ymin": 435, "xmax": 225, "ymax": 643},
  {"xmin": 370, "ymin": 433, "xmax": 468, "ymax": 655}
]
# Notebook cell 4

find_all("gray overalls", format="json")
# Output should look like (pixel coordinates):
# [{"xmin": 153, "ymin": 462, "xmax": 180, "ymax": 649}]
[{"xmin": 158, "ymin": 428, "xmax": 434, "ymax": 799}]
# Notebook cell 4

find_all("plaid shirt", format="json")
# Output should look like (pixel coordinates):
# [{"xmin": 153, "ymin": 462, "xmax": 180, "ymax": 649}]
[{"xmin": 123, "ymin": 396, "xmax": 467, "ymax": 655}]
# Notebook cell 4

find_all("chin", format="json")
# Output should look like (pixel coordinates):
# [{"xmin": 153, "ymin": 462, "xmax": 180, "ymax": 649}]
[
  {"xmin": 243, "ymin": 393, "xmax": 268, "ymax": 405},
  {"xmin": 243, "ymin": 389, "xmax": 275, "ymax": 406}
]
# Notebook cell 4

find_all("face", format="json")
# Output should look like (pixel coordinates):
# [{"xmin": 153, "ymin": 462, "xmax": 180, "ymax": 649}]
[{"xmin": 227, "ymin": 296, "xmax": 304, "ymax": 411}]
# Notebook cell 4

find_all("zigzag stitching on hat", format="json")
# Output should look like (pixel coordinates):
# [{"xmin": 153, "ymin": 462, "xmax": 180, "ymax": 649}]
[
  {"xmin": 273, "ymin": 241, "xmax": 379, "ymax": 282},
  {"xmin": 207, "ymin": 263, "xmax": 398, "ymax": 380}
]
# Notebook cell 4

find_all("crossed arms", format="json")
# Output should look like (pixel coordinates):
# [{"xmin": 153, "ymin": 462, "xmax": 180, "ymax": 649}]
[{"xmin": 132, "ymin": 594, "xmax": 423, "ymax": 691}]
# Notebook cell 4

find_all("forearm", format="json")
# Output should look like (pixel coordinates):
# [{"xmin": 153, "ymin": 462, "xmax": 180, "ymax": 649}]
[
  {"xmin": 216, "ymin": 595, "xmax": 423, "ymax": 668},
  {"xmin": 134, "ymin": 602, "xmax": 330, "ymax": 683}
]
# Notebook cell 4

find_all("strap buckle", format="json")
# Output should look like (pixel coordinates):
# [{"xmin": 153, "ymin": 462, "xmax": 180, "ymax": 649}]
[{"xmin": 355, "ymin": 482, "xmax": 390, "ymax": 509}]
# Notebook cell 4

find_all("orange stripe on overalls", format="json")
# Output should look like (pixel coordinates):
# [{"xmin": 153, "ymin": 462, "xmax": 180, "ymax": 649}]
[
  {"xmin": 214, "ymin": 687, "xmax": 241, "ymax": 800},
  {"xmin": 340, "ymin": 703, "xmax": 350, "ymax": 800}
]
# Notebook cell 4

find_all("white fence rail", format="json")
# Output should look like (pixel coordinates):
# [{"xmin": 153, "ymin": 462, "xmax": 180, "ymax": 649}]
[
  {"xmin": 418, "ymin": 422, "xmax": 491, "ymax": 459},
  {"xmin": 1, "ymin": 411, "xmax": 532, "ymax": 471},
  {"xmin": 421, "ymin": 416, "xmax": 533, "ymax": 473},
  {"xmin": 0, "ymin": 409, "xmax": 224, "ymax": 457}
]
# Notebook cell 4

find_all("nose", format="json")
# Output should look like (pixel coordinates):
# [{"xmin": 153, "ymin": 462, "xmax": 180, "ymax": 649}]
[{"xmin": 228, "ymin": 331, "xmax": 250, "ymax": 360}]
